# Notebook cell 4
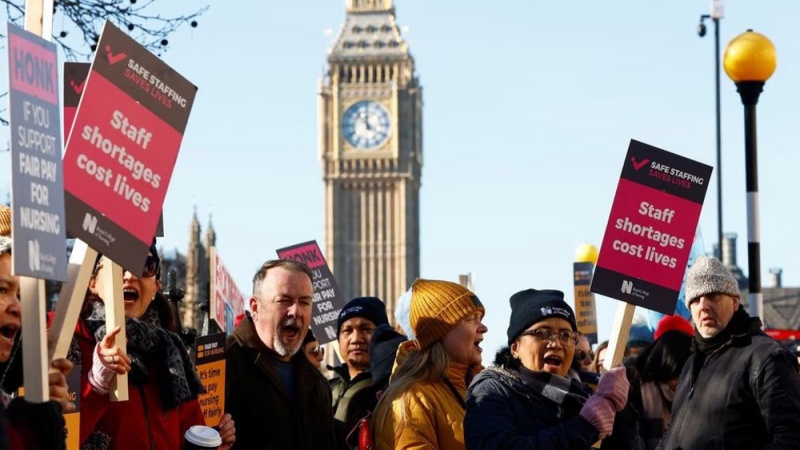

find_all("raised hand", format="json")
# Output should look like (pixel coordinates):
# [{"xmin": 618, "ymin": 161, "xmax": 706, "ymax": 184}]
[{"xmin": 89, "ymin": 326, "xmax": 132, "ymax": 394}]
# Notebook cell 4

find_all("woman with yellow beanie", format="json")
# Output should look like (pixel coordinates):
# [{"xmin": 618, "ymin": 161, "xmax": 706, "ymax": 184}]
[{"xmin": 372, "ymin": 279, "xmax": 487, "ymax": 450}]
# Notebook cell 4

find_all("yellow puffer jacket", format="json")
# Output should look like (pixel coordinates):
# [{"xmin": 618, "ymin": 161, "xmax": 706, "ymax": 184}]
[{"xmin": 374, "ymin": 341, "xmax": 477, "ymax": 450}]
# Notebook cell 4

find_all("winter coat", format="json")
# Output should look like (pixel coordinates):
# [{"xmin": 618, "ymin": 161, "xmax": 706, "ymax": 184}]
[
  {"xmin": 73, "ymin": 314, "xmax": 206, "ymax": 450},
  {"xmin": 464, "ymin": 359, "xmax": 599, "ymax": 450},
  {"xmin": 225, "ymin": 316, "xmax": 335, "ymax": 450},
  {"xmin": 373, "ymin": 341, "xmax": 476, "ymax": 450},
  {"xmin": 330, "ymin": 367, "xmax": 378, "ymax": 450},
  {"xmin": 658, "ymin": 312, "xmax": 800, "ymax": 450},
  {"xmin": 1, "ymin": 396, "xmax": 66, "ymax": 450}
]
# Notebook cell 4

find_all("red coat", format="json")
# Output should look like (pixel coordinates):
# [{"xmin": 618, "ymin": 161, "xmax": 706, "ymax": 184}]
[{"xmin": 70, "ymin": 317, "xmax": 206, "ymax": 450}]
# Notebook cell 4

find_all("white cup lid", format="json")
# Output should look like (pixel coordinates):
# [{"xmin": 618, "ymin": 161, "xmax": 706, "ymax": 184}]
[{"xmin": 185, "ymin": 425, "xmax": 222, "ymax": 447}]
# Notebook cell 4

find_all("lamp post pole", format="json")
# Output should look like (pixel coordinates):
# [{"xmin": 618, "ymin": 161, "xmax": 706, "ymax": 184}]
[
  {"xmin": 723, "ymin": 30, "xmax": 777, "ymax": 319},
  {"xmin": 698, "ymin": 0, "xmax": 724, "ymax": 259}
]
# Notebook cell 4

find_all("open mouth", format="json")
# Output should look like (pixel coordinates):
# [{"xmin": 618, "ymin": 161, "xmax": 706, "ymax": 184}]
[
  {"xmin": 123, "ymin": 288, "xmax": 140, "ymax": 303},
  {"xmin": 0, "ymin": 323, "xmax": 19, "ymax": 343},
  {"xmin": 474, "ymin": 339, "xmax": 483, "ymax": 351},
  {"xmin": 281, "ymin": 324, "xmax": 301, "ymax": 339},
  {"xmin": 543, "ymin": 355, "xmax": 563, "ymax": 368}
]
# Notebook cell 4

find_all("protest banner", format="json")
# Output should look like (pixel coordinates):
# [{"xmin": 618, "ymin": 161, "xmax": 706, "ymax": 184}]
[
  {"xmin": 6, "ymin": 14, "xmax": 67, "ymax": 402},
  {"xmin": 7, "ymin": 23, "xmax": 67, "ymax": 282},
  {"xmin": 63, "ymin": 62, "xmax": 165, "ymax": 237},
  {"xmin": 209, "ymin": 247, "xmax": 246, "ymax": 333},
  {"xmin": 591, "ymin": 139, "xmax": 712, "ymax": 369},
  {"xmin": 194, "ymin": 333, "xmax": 226, "ymax": 427},
  {"xmin": 573, "ymin": 262, "xmax": 598, "ymax": 344},
  {"xmin": 62, "ymin": 20, "xmax": 196, "ymax": 273},
  {"xmin": 277, "ymin": 240, "xmax": 346, "ymax": 344},
  {"xmin": 63, "ymin": 62, "xmax": 89, "ymax": 141}
]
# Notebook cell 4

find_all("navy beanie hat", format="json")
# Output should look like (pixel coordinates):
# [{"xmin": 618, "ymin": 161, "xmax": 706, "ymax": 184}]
[
  {"xmin": 507, "ymin": 289, "xmax": 577, "ymax": 344},
  {"xmin": 337, "ymin": 297, "xmax": 389, "ymax": 335}
]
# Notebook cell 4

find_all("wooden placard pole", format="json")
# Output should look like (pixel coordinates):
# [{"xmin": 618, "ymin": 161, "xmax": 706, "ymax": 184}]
[
  {"xmin": 48, "ymin": 240, "xmax": 97, "ymax": 362},
  {"xmin": 602, "ymin": 302, "xmax": 636, "ymax": 371},
  {"xmin": 100, "ymin": 261, "xmax": 128, "ymax": 401},
  {"xmin": 20, "ymin": 277, "xmax": 48, "ymax": 402},
  {"xmin": 18, "ymin": 0, "xmax": 55, "ymax": 404}
]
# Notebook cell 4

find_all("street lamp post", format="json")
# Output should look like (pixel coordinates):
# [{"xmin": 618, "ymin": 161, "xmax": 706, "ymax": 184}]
[
  {"xmin": 723, "ymin": 30, "xmax": 777, "ymax": 319},
  {"xmin": 698, "ymin": 1, "xmax": 724, "ymax": 260}
]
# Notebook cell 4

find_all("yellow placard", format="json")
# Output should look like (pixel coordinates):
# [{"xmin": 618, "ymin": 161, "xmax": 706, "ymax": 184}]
[
  {"xmin": 196, "ymin": 359, "xmax": 225, "ymax": 427},
  {"xmin": 195, "ymin": 332, "xmax": 226, "ymax": 427}
]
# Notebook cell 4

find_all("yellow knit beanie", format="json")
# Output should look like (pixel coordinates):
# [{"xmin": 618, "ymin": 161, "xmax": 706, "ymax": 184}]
[
  {"xmin": 410, "ymin": 279, "xmax": 484, "ymax": 349},
  {"xmin": 0, "ymin": 206, "xmax": 10, "ymax": 237}
]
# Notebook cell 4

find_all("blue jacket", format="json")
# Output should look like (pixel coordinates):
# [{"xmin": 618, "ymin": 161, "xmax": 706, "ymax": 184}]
[{"xmin": 465, "ymin": 358, "xmax": 600, "ymax": 450}]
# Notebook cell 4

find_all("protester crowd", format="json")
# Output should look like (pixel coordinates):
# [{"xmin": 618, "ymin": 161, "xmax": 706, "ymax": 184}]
[{"xmin": 1, "ymin": 203, "xmax": 800, "ymax": 449}]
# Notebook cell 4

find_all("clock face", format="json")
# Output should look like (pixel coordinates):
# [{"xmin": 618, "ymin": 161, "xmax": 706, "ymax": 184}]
[{"xmin": 341, "ymin": 100, "xmax": 391, "ymax": 150}]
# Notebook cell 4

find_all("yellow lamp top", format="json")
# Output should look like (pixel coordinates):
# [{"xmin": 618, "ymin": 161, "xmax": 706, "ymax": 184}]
[
  {"xmin": 575, "ymin": 243, "xmax": 599, "ymax": 264},
  {"xmin": 723, "ymin": 29, "xmax": 777, "ymax": 83}
]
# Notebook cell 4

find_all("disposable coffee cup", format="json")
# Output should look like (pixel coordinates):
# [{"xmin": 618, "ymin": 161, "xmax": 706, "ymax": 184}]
[{"xmin": 185, "ymin": 425, "xmax": 222, "ymax": 450}]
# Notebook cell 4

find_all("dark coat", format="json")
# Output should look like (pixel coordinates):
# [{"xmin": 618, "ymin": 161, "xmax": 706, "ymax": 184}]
[
  {"xmin": 658, "ymin": 314, "xmax": 800, "ymax": 450},
  {"xmin": 226, "ymin": 317, "xmax": 335, "ymax": 450},
  {"xmin": 464, "ymin": 350, "xmax": 600, "ymax": 450},
  {"xmin": 330, "ymin": 367, "xmax": 377, "ymax": 450}
]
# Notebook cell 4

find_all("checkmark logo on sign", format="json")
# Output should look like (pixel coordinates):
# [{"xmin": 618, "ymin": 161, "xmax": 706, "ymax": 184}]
[
  {"xmin": 631, "ymin": 157, "xmax": 650, "ymax": 170},
  {"xmin": 70, "ymin": 80, "xmax": 85, "ymax": 94},
  {"xmin": 105, "ymin": 45, "xmax": 127, "ymax": 65}
]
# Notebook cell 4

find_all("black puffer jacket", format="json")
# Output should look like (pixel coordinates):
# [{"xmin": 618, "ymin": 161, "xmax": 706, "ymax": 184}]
[
  {"xmin": 658, "ymin": 309, "xmax": 800, "ymax": 450},
  {"xmin": 464, "ymin": 348, "xmax": 599, "ymax": 450}
]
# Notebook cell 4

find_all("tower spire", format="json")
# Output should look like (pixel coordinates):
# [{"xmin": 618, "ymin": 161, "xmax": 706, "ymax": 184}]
[{"xmin": 346, "ymin": 0, "xmax": 393, "ymax": 13}]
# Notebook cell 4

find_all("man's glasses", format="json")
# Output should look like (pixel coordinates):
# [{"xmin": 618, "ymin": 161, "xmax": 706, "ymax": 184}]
[
  {"xmin": 308, "ymin": 346, "xmax": 324, "ymax": 357},
  {"xmin": 141, "ymin": 254, "xmax": 160, "ymax": 278},
  {"xmin": 520, "ymin": 328, "xmax": 580, "ymax": 346}
]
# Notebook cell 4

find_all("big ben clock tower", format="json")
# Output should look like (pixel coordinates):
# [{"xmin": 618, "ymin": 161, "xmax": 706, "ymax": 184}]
[{"xmin": 319, "ymin": 0, "xmax": 422, "ymax": 318}]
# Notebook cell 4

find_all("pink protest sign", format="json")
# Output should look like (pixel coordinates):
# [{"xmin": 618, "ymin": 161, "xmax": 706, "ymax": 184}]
[{"xmin": 591, "ymin": 140, "xmax": 713, "ymax": 314}]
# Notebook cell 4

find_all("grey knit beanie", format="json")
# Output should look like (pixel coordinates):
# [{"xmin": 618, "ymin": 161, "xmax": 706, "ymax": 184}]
[{"xmin": 685, "ymin": 255, "xmax": 740, "ymax": 306}]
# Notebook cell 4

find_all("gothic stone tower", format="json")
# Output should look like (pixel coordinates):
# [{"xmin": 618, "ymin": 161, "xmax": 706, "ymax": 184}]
[
  {"xmin": 181, "ymin": 210, "xmax": 213, "ymax": 331},
  {"xmin": 319, "ymin": 0, "xmax": 422, "ymax": 318}
]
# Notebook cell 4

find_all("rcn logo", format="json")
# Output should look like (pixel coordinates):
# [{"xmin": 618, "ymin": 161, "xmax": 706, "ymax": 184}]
[
  {"xmin": 82, "ymin": 213, "xmax": 98, "ymax": 234},
  {"xmin": 28, "ymin": 239, "xmax": 40, "ymax": 272},
  {"xmin": 621, "ymin": 280, "xmax": 634, "ymax": 294}
]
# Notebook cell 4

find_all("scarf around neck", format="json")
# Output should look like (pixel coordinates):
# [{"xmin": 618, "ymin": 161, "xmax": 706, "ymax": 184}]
[
  {"xmin": 516, "ymin": 365, "xmax": 591, "ymax": 416},
  {"xmin": 694, "ymin": 306, "xmax": 752, "ymax": 354},
  {"xmin": 84, "ymin": 299, "xmax": 204, "ymax": 411}
]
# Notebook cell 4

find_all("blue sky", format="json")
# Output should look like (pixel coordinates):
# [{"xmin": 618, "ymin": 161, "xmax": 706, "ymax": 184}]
[{"xmin": 3, "ymin": 0, "xmax": 800, "ymax": 361}]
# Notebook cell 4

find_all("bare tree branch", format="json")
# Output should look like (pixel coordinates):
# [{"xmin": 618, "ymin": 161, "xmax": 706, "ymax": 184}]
[{"xmin": 1, "ymin": 0, "xmax": 206, "ymax": 121}]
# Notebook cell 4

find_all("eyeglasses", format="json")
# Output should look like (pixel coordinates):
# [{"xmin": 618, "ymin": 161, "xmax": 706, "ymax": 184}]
[
  {"xmin": 141, "ymin": 254, "xmax": 160, "ymax": 278},
  {"xmin": 520, "ymin": 328, "xmax": 580, "ymax": 345},
  {"xmin": 308, "ymin": 346, "xmax": 324, "ymax": 357}
]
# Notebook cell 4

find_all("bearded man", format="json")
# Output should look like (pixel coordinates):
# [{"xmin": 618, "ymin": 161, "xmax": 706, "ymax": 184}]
[{"xmin": 226, "ymin": 260, "xmax": 335, "ymax": 450}]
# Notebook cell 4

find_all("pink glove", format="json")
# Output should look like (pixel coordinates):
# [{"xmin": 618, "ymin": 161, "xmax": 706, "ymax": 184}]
[
  {"xmin": 579, "ymin": 365, "xmax": 630, "ymax": 438},
  {"xmin": 88, "ymin": 343, "xmax": 116, "ymax": 394}
]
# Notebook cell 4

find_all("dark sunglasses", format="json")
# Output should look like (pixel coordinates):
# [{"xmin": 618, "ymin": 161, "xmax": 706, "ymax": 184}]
[
  {"xmin": 308, "ymin": 346, "xmax": 324, "ymax": 357},
  {"xmin": 577, "ymin": 350, "xmax": 594, "ymax": 362},
  {"xmin": 141, "ymin": 254, "xmax": 160, "ymax": 278}
]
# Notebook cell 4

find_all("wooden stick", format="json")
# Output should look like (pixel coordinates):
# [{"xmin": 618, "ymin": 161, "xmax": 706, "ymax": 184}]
[
  {"xmin": 20, "ymin": 277, "xmax": 48, "ymax": 402},
  {"xmin": 101, "ymin": 262, "xmax": 128, "ymax": 401},
  {"xmin": 48, "ymin": 240, "xmax": 97, "ymax": 362},
  {"xmin": 19, "ymin": 0, "xmax": 55, "ymax": 405},
  {"xmin": 603, "ymin": 302, "xmax": 636, "ymax": 371}
]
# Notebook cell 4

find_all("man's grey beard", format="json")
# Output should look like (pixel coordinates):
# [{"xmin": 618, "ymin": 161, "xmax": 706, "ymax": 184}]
[{"xmin": 273, "ymin": 317, "xmax": 302, "ymax": 357}]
